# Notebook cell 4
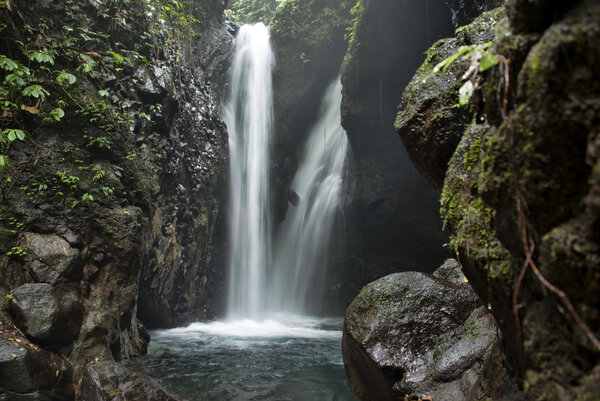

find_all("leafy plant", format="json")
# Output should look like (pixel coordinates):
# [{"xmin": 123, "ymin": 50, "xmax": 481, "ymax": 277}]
[{"xmin": 432, "ymin": 42, "xmax": 501, "ymax": 107}]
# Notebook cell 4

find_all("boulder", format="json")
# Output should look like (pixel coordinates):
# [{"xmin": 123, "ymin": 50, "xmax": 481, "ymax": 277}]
[
  {"xmin": 80, "ymin": 361, "xmax": 182, "ymax": 401},
  {"xmin": 7, "ymin": 283, "xmax": 84, "ymax": 347},
  {"xmin": 0, "ymin": 323, "xmax": 74, "ymax": 400},
  {"xmin": 19, "ymin": 233, "xmax": 81, "ymax": 285},
  {"xmin": 343, "ymin": 262, "xmax": 519, "ymax": 401},
  {"xmin": 394, "ymin": 8, "xmax": 504, "ymax": 189}
]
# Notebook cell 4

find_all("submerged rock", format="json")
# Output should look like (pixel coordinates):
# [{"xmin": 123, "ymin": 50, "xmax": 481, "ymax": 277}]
[
  {"xmin": 343, "ymin": 261, "xmax": 519, "ymax": 401},
  {"xmin": 80, "ymin": 361, "xmax": 182, "ymax": 401}
]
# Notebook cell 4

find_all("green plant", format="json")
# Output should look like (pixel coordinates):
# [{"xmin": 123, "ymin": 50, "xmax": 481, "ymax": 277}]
[
  {"xmin": 432, "ymin": 42, "xmax": 500, "ymax": 106},
  {"xmin": 6, "ymin": 246, "xmax": 27, "ymax": 257}
]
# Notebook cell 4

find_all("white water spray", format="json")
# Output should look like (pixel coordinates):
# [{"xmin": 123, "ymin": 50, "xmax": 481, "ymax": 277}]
[{"xmin": 223, "ymin": 23, "xmax": 274, "ymax": 319}]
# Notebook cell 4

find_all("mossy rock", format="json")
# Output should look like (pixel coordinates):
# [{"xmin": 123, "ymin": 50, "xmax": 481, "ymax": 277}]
[
  {"xmin": 395, "ymin": 8, "xmax": 504, "ymax": 188},
  {"xmin": 343, "ymin": 269, "xmax": 515, "ymax": 400}
]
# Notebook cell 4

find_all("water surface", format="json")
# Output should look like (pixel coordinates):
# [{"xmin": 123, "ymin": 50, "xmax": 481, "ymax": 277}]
[{"xmin": 134, "ymin": 315, "xmax": 358, "ymax": 401}]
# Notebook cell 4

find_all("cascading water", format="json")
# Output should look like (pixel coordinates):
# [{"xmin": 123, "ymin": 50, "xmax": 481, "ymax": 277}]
[
  {"xmin": 269, "ymin": 79, "xmax": 348, "ymax": 314},
  {"xmin": 134, "ymin": 24, "xmax": 357, "ymax": 401},
  {"xmin": 222, "ymin": 23, "xmax": 274, "ymax": 319}
]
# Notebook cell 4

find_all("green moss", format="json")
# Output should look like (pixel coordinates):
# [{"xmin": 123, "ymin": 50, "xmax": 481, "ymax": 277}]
[{"xmin": 441, "ymin": 122, "xmax": 513, "ymax": 279}]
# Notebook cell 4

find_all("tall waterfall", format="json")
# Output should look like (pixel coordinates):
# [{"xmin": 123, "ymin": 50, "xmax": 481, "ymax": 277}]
[
  {"xmin": 269, "ymin": 79, "xmax": 349, "ymax": 314},
  {"xmin": 223, "ymin": 23, "xmax": 274, "ymax": 319}
]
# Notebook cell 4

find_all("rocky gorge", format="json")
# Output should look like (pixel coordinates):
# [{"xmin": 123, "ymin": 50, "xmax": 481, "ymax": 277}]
[{"xmin": 0, "ymin": 0, "xmax": 599, "ymax": 400}]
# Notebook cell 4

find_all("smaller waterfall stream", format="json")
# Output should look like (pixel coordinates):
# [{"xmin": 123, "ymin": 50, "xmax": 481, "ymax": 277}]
[{"xmin": 270, "ymin": 79, "xmax": 348, "ymax": 314}]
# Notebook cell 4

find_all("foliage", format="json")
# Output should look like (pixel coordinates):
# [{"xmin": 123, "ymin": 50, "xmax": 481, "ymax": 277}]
[
  {"xmin": 432, "ymin": 41, "xmax": 500, "ymax": 107},
  {"xmin": 0, "ymin": 0, "xmax": 190, "ymax": 223},
  {"xmin": 345, "ymin": 0, "xmax": 365, "ymax": 45},
  {"xmin": 225, "ymin": 0, "xmax": 283, "ymax": 24}
]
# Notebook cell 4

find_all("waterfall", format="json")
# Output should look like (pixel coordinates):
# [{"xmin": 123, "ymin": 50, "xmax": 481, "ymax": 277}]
[
  {"xmin": 223, "ymin": 23, "xmax": 274, "ymax": 319},
  {"xmin": 224, "ymin": 22, "xmax": 348, "ymax": 318},
  {"xmin": 269, "ymin": 79, "xmax": 349, "ymax": 314}
]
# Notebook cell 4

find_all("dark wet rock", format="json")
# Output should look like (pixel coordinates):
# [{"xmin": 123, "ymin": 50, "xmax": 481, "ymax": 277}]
[
  {"xmin": 0, "ymin": 0, "xmax": 229, "ymax": 391},
  {"xmin": 0, "ymin": 323, "xmax": 74, "ymax": 400},
  {"xmin": 19, "ymin": 233, "xmax": 81, "ymax": 285},
  {"xmin": 80, "ymin": 361, "xmax": 182, "ymax": 401},
  {"xmin": 432, "ymin": 258, "xmax": 466, "ymax": 283},
  {"xmin": 343, "ymin": 267, "xmax": 519, "ymax": 401},
  {"xmin": 196, "ymin": 18, "xmax": 237, "ymax": 102},
  {"xmin": 506, "ymin": 0, "xmax": 574, "ymax": 33},
  {"xmin": 394, "ymin": 8, "xmax": 504, "ymax": 189},
  {"xmin": 444, "ymin": 0, "xmax": 504, "ymax": 27},
  {"xmin": 7, "ymin": 283, "xmax": 83, "ymax": 347}
]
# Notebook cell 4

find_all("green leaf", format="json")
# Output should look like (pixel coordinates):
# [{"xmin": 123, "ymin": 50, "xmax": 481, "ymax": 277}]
[
  {"xmin": 3, "ymin": 129, "xmax": 26, "ymax": 142},
  {"xmin": 25, "ymin": 50, "xmax": 55, "ymax": 65},
  {"xmin": 57, "ymin": 70, "xmax": 77, "ymax": 85},
  {"xmin": 458, "ymin": 81, "xmax": 475, "ymax": 106},
  {"xmin": 98, "ymin": 89, "xmax": 109, "ymax": 97},
  {"xmin": 4, "ymin": 73, "xmax": 27, "ymax": 87},
  {"xmin": 22, "ymin": 85, "xmax": 49, "ymax": 99},
  {"xmin": 77, "ymin": 63, "xmax": 93, "ymax": 73},
  {"xmin": 107, "ymin": 50, "xmax": 124, "ymax": 60},
  {"xmin": 433, "ymin": 45, "xmax": 473, "ymax": 73},
  {"xmin": 50, "ymin": 108, "xmax": 65, "ymax": 121},
  {"xmin": 479, "ymin": 52, "xmax": 500, "ymax": 72},
  {"xmin": 0, "ymin": 55, "xmax": 19, "ymax": 71},
  {"xmin": 0, "ymin": 155, "xmax": 8, "ymax": 167}
]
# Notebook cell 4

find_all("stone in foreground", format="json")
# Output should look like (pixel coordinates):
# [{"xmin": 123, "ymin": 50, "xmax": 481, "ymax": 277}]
[{"xmin": 342, "ymin": 261, "xmax": 520, "ymax": 401}]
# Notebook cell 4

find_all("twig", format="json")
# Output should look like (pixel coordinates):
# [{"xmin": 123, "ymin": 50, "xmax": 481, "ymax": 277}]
[
  {"xmin": 498, "ymin": 55, "xmax": 510, "ymax": 117},
  {"xmin": 513, "ymin": 198, "xmax": 534, "ymax": 345},
  {"xmin": 528, "ymin": 256, "xmax": 600, "ymax": 350},
  {"xmin": 516, "ymin": 202, "xmax": 600, "ymax": 351}
]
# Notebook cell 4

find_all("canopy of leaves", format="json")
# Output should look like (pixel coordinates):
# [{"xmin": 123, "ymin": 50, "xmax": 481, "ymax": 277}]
[{"xmin": 225, "ymin": 0, "xmax": 283, "ymax": 24}]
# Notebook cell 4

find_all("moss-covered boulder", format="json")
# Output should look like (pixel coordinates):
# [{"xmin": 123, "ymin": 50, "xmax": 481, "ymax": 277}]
[
  {"xmin": 395, "ymin": 8, "xmax": 504, "ymax": 188},
  {"xmin": 343, "ymin": 260, "xmax": 518, "ymax": 401}
]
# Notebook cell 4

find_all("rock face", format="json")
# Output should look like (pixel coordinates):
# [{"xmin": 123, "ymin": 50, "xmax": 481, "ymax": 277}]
[
  {"xmin": 343, "ymin": 260, "xmax": 519, "ymax": 401},
  {"xmin": 0, "ymin": 0, "xmax": 230, "ymax": 396},
  {"xmin": 397, "ymin": 1, "xmax": 600, "ymax": 399},
  {"xmin": 338, "ymin": 0, "xmax": 455, "ymax": 306},
  {"xmin": 80, "ymin": 361, "xmax": 181, "ymax": 401}
]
